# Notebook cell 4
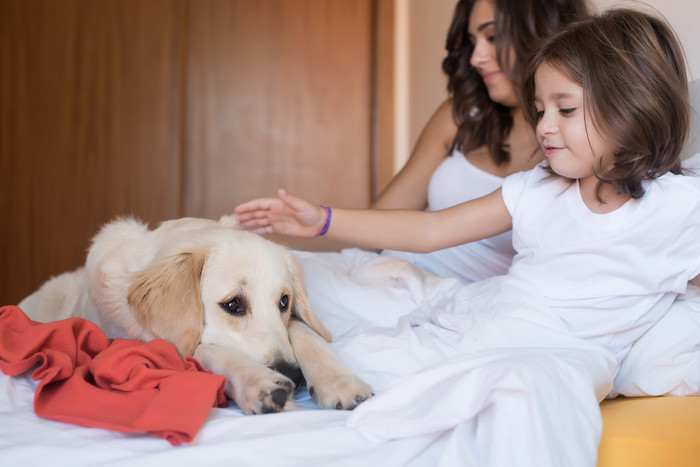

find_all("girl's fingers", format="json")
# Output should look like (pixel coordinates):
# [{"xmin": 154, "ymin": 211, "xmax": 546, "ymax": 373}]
[
  {"xmin": 234, "ymin": 197, "xmax": 277, "ymax": 214},
  {"xmin": 233, "ymin": 209, "xmax": 268, "ymax": 222},
  {"xmin": 234, "ymin": 213, "xmax": 272, "ymax": 230},
  {"xmin": 249, "ymin": 226, "xmax": 274, "ymax": 235},
  {"xmin": 233, "ymin": 190, "xmax": 312, "ymax": 236},
  {"xmin": 233, "ymin": 197, "xmax": 280, "ymax": 227}
]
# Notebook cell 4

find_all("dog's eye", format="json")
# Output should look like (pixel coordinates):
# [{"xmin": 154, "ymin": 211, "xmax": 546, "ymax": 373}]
[
  {"xmin": 220, "ymin": 296, "xmax": 247, "ymax": 316},
  {"xmin": 279, "ymin": 294, "xmax": 289, "ymax": 313}
]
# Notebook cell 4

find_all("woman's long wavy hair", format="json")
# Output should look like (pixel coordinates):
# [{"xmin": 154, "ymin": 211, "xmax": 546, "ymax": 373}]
[
  {"xmin": 442, "ymin": 0, "xmax": 589, "ymax": 164},
  {"xmin": 521, "ymin": 8, "xmax": 689, "ymax": 200}
]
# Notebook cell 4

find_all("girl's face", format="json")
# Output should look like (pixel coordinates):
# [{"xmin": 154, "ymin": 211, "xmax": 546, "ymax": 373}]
[
  {"xmin": 468, "ymin": 0, "xmax": 518, "ymax": 107},
  {"xmin": 533, "ymin": 64, "xmax": 613, "ymax": 182}
]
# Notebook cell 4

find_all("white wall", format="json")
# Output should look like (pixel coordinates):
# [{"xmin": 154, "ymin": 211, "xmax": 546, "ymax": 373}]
[
  {"xmin": 394, "ymin": 0, "xmax": 455, "ymax": 170},
  {"xmin": 395, "ymin": 0, "xmax": 700, "ymax": 170}
]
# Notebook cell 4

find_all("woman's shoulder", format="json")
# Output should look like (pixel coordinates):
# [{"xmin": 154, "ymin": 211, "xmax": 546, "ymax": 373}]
[
  {"xmin": 426, "ymin": 98, "xmax": 455, "ymax": 127},
  {"xmin": 419, "ymin": 98, "xmax": 458, "ymax": 153}
]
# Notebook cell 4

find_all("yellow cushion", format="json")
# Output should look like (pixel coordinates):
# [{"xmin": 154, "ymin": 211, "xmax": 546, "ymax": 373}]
[{"xmin": 598, "ymin": 396, "xmax": 700, "ymax": 467}]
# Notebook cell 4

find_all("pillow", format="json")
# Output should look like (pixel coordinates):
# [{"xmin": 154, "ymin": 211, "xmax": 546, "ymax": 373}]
[
  {"xmin": 611, "ymin": 285, "xmax": 700, "ymax": 397},
  {"xmin": 684, "ymin": 152, "xmax": 700, "ymax": 171}
]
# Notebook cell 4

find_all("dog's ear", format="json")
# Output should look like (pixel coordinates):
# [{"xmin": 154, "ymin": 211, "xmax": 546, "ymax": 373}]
[
  {"xmin": 127, "ymin": 249, "xmax": 207, "ymax": 356},
  {"xmin": 288, "ymin": 254, "xmax": 332, "ymax": 342}
]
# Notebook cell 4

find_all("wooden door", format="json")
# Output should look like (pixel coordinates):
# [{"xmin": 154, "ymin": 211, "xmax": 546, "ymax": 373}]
[
  {"xmin": 0, "ymin": 0, "xmax": 185, "ymax": 305},
  {"xmin": 184, "ymin": 0, "xmax": 374, "ymax": 250},
  {"xmin": 0, "ymin": 0, "xmax": 389, "ymax": 305}
]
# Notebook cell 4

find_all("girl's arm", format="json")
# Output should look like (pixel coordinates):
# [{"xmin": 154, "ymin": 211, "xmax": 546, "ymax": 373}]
[
  {"xmin": 371, "ymin": 99, "xmax": 457, "ymax": 210},
  {"xmin": 692, "ymin": 275, "xmax": 700, "ymax": 287},
  {"xmin": 234, "ymin": 188, "xmax": 512, "ymax": 253}
]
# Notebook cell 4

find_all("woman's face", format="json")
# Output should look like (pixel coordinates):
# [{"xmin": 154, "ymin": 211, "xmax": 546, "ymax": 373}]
[{"xmin": 468, "ymin": 0, "xmax": 518, "ymax": 107}]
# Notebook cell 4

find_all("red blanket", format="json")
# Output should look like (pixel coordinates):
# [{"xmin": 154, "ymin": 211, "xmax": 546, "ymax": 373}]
[{"xmin": 0, "ymin": 305, "xmax": 227, "ymax": 445}]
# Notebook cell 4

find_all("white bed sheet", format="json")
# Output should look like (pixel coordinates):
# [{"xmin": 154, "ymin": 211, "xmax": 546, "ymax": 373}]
[{"xmin": 1, "ymin": 247, "xmax": 697, "ymax": 467}]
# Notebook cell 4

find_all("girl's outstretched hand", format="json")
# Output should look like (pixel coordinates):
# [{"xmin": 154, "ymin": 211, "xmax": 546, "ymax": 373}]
[{"xmin": 232, "ymin": 189, "xmax": 326, "ymax": 238}]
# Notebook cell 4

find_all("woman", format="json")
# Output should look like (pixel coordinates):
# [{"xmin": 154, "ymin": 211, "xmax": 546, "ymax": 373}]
[{"xmin": 375, "ymin": 0, "xmax": 590, "ymax": 283}]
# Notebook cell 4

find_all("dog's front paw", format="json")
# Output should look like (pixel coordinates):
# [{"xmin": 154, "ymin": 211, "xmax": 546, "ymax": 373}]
[
  {"xmin": 308, "ymin": 372, "xmax": 374, "ymax": 410},
  {"xmin": 232, "ymin": 368, "xmax": 296, "ymax": 415}
]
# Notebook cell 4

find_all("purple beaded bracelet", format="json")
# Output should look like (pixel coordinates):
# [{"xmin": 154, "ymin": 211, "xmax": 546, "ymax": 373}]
[{"xmin": 314, "ymin": 205, "xmax": 332, "ymax": 237}]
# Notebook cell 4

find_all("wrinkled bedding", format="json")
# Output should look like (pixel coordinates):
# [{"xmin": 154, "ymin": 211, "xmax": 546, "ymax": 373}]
[{"xmin": 3, "ymin": 248, "xmax": 698, "ymax": 466}]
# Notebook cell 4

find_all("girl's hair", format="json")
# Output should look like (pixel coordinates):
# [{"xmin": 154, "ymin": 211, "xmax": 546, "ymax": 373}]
[
  {"xmin": 442, "ymin": 0, "xmax": 589, "ymax": 164},
  {"xmin": 522, "ymin": 8, "xmax": 690, "ymax": 200}
]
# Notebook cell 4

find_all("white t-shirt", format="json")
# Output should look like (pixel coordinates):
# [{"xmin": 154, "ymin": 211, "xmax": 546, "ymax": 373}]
[
  {"xmin": 501, "ymin": 163, "xmax": 700, "ymax": 362},
  {"xmin": 383, "ymin": 148, "xmax": 515, "ymax": 283}
]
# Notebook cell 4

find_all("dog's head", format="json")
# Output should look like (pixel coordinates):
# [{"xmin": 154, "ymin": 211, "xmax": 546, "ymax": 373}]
[{"xmin": 126, "ymin": 216, "xmax": 330, "ymax": 380}]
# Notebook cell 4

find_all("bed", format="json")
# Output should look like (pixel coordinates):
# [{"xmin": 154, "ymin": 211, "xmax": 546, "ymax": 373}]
[
  {"xmin": 2, "ymin": 86, "xmax": 700, "ymax": 467},
  {"xmin": 1, "ymin": 243, "xmax": 699, "ymax": 466}
]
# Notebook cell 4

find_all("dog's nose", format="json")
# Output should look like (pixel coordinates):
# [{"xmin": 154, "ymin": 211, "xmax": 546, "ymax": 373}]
[{"xmin": 270, "ymin": 361, "xmax": 304, "ymax": 390}]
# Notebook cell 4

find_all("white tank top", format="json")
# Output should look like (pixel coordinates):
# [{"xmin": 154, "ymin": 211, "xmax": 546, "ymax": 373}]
[{"xmin": 382, "ymin": 148, "xmax": 515, "ymax": 283}]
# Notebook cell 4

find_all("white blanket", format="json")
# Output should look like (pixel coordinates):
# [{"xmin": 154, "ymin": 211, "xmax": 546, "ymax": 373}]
[
  {"xmin": 301, "ymin": 250, "xmax": 615, "ymax": 467},
  {"xmin": 2, "ymin": 248, "xmax": 698, "ymax": 466}
]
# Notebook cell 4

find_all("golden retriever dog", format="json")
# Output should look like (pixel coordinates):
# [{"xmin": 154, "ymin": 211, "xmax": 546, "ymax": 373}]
[{"xmin": 19, "ymin": 216, "xmax": 373, "ymax": 415}]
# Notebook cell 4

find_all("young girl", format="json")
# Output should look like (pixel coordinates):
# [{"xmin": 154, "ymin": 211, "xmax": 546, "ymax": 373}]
[
  {"xmin": 234, "ymin": 9, "xmax": 700, "ymax": 364},
  {"xmin": 373, "ymin": 0, "xmax": 590, "ymax": 283}
]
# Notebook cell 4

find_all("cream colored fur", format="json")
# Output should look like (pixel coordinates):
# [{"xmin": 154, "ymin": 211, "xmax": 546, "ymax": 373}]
[{"xmin": 20, "ymin": 216, "xmax": 373, "ymax": 414}]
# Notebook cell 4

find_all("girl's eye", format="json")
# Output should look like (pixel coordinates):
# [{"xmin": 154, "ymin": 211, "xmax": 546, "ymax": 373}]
[
  {"xmin": 560, "ymin": 108, "xmax": 576, "ymax": 116},
  {"xmin": 535, "ymin": 110, "xmax": 544, "ymax": 120}
]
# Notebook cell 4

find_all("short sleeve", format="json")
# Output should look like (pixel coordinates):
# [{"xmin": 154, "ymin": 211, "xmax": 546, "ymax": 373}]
[{"xmin": 501, "ymin": 166, "xmax": 538, "ymax": 217}]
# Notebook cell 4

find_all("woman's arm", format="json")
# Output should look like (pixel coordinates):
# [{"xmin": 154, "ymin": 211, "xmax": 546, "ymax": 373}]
[
  {"xmin": 234, "ymin": 188, "xmax": 512, "ymax": 253},
  {"xmin": 372, "ymin": 99, "xmax": 457, "ymax": 210}
]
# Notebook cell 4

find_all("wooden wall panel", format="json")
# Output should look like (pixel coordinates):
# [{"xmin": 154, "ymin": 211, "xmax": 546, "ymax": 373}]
[
  {"xmin": 0, "ymin": 0, "xmax": 389, "ymax": 304},
  {"xmin": 0, "ymin": 0, "xmax": 184, "ymax": 305},
  {"xmin": 184, "ymin": 0, "xmax": 373, "ymax": 250}
]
